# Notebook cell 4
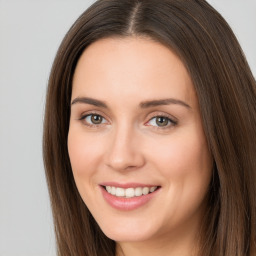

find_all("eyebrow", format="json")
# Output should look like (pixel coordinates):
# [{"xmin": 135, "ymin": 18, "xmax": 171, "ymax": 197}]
[
  {"xmin": 71, "ymin": 97, "xmax": 191, "ymax": 109},
  {"xmin": 139, "ymin": 98, "xmax": 191, "ymax": 109},
  {"xmin": 71, "ymin": 97, "xmax": 108, "ymax": 108}
]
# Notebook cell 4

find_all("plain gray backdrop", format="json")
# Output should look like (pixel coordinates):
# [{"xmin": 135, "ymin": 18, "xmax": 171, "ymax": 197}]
[{"xmin": 0, "ymin": 1, "xmax": 255, "ymax": 255}]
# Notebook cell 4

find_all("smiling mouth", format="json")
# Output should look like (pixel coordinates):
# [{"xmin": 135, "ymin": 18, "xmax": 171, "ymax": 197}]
[{"xmin": 102, "ymin": 185, "xmax": 160, "ymax": 198}]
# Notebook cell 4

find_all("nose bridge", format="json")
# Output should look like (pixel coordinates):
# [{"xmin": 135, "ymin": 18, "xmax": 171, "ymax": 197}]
[{"xmin": 105, "ymin": 121, "xmax": 144, "ymax": 171}]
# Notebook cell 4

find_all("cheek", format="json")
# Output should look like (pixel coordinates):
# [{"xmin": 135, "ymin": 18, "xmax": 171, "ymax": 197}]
[
  {"xmin": 146, "ymin": 127, "xmax": 212, "ymax": 202},
  {"xmin": 144, "ymin": 129, "xmax": 212, "ymax": 226},
  {"xmin": 67, "ymin": 129, "xmax": 103, "ymax": 181},
  {"xmin": 151, "ymin": 127, "xmax": 212, "ymax": 178},
  {"xmin": 67, "ymin": 129, "xmax": 105, "ymax": 209}
]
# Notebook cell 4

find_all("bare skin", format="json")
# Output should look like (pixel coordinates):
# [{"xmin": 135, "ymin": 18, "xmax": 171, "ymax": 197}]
[{"xmin": 68, "ymin": 36, "xmax": 213, "ymax": 256}]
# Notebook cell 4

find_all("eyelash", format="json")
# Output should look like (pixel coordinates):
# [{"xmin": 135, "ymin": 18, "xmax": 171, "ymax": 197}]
[{"xmin": 79, "ymin": 112, "xmax": 178, "ymax": 130}]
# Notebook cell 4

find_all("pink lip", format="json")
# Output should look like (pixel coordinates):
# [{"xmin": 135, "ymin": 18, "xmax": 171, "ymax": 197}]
[{"xmin": 99, "ymin": 184, "xmax": 160, "ymax": 211}]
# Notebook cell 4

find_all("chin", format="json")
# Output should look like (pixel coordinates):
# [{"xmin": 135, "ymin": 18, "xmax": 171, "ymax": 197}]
[
  {"xmin": 104, "ymin": 230, "xmax": 153, "ymax": 243},
  {"xmin": 98, "ymin": 219, "xmax": 159, "ymax": 242}
]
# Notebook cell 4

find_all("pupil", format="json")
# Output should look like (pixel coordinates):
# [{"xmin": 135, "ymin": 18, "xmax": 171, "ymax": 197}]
[
  {"xmin": 91, "ymin": 115, "xmax": 102, "ymax": 124},
  {"xmin": 156, "ymin": 117, "xmax": 168, "ymax": 126}
]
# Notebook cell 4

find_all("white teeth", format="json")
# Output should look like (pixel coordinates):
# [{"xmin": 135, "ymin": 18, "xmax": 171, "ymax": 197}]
[
  {"xmin": 125, "ymin": 188, "xmax": 135, "ymax": 198},
  {"xmin": 150, "ymin": 186, "xmax": 157, "ymax": 193},
  {"xmin": 110, "ymin": 186, "xmax": 116, "ymax": 195},
  {"xmin": 142, "ymin": 187, "xmax": 149, "ymax": 195},
  {"xmin": 135, "ymin": 187, "xmax": 143, "ymax": 196},
  {"xmin": 115, "ymin": 187, "xmax": 125, "ymax": 197},
  {"xmin": 105, "ymin": 186, "xmax": 158, "ymax": 198}
]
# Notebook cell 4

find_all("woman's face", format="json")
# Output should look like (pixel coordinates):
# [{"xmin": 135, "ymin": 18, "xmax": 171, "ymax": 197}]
[{"xmin": 68, "ymin": 37, "xmax": 213, "ymax": 243}]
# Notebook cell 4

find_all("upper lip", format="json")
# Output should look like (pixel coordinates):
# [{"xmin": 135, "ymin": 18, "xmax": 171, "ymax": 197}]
[{"xmin": 100, "ymin": 182, "xmax": 160, "ymax": 188}]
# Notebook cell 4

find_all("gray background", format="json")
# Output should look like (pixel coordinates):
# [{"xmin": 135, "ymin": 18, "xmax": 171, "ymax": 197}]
[{"xmin": 0, "ymin": 1, "xmax": 255, "ymax": 255}]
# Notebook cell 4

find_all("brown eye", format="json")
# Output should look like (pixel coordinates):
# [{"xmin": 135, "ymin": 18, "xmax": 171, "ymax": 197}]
[
  {"xmin": 156, "ymin": 116, "xmax": 169, "ymax": 127},
  {"xmin": 90, "ymin": 114, "xmax": 103, "ymax": 124},
  {"xmin": 82, "ymin": 114, "xmax": 107, "ymax": 126},
  {"xmin": 147, "ymin": 115, "xmax": 177, "ymax": 128}
]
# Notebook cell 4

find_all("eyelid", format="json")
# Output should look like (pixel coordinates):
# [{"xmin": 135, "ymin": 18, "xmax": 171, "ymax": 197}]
[
  {"xmin": 79, "ymin": 109, "xmax": 108, "ymax": 119},
  {"xmin": 146, "ymin": 111, "xmax": 177, "ymax": 122}
]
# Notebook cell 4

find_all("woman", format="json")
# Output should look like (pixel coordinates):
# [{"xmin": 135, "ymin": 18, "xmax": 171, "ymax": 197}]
[{"xmin": 43, "ymin": 0, "xmax": 256, "ymax": 255}]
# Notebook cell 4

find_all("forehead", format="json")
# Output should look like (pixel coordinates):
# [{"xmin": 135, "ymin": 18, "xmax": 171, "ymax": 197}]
[{"xmin": 72, "ymin": 37, "xmax": 196, "ymax": 107}]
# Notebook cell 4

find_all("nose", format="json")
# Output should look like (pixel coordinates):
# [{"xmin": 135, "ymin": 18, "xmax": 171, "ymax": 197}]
[{"xmin": 105, "ymin": 124, "xmax": 145, "ymax": 172}]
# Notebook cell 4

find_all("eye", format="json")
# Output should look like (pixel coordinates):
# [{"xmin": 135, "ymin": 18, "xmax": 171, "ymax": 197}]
[
  {"xmin": 81, "ymin": 114, "xmax": 108, "ymax": 126},
  {"xmin": 147, "ymin": 116, "xmax": 177, "ymax": 128}
]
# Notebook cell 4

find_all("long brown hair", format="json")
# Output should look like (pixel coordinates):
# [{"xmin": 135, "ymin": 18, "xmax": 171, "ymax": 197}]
[{"xmin": 43, "ymin": 0, "xmax": 256, "ymax": 255}]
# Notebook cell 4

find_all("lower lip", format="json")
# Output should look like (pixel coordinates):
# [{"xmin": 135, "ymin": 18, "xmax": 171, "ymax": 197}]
[{"xmin": 100, "ymin": 186, "xmax": 160, "ymax": 211}]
